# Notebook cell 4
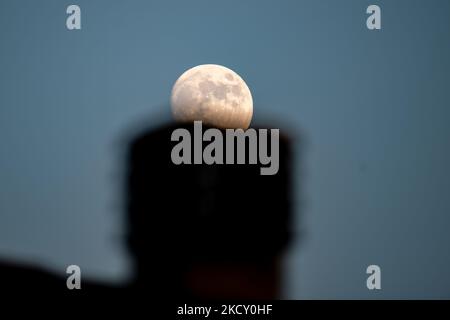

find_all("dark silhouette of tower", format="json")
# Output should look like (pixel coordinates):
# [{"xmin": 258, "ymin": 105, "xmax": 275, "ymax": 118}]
[{"xmin": 126, "ymin": 122, "xmax": 294, "ymax": 299}]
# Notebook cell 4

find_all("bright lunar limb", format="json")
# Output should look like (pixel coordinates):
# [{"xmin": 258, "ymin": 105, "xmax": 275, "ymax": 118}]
[{"xmin": 170, "ymin": 64, "xmax": 253, "ymax": 130}]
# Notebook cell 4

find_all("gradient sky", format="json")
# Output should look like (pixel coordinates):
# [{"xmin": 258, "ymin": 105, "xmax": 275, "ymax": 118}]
[{"xmin": 1, "ymin": 0, "xmax": 450, "ymax": 298}]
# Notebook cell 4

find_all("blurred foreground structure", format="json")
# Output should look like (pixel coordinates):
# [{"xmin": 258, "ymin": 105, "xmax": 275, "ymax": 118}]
[{"xmin": 0, "ymin": 121, "xmax": 295, "ymax": 300}]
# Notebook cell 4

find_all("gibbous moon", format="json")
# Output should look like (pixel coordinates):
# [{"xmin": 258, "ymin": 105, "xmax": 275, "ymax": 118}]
[{"xmin": 171, "ymin": 64, "xmax": 253, "ymax": 129}]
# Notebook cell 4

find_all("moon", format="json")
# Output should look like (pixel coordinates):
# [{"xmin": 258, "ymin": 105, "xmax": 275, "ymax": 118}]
[{"xmin": 171, "ymin": 64, "xmax": 253, "ymax": 129}]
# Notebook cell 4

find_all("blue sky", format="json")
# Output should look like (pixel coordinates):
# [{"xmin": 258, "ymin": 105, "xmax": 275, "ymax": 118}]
[{"xmin": 1, "ymin": 0, "xmax": 450, "ymax": 298}]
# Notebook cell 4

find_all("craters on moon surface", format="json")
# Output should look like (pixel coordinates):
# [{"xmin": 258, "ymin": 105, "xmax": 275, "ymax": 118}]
[{"xmin": 170, "ymin": 64, "xmax": 253, "ymax": 129}]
